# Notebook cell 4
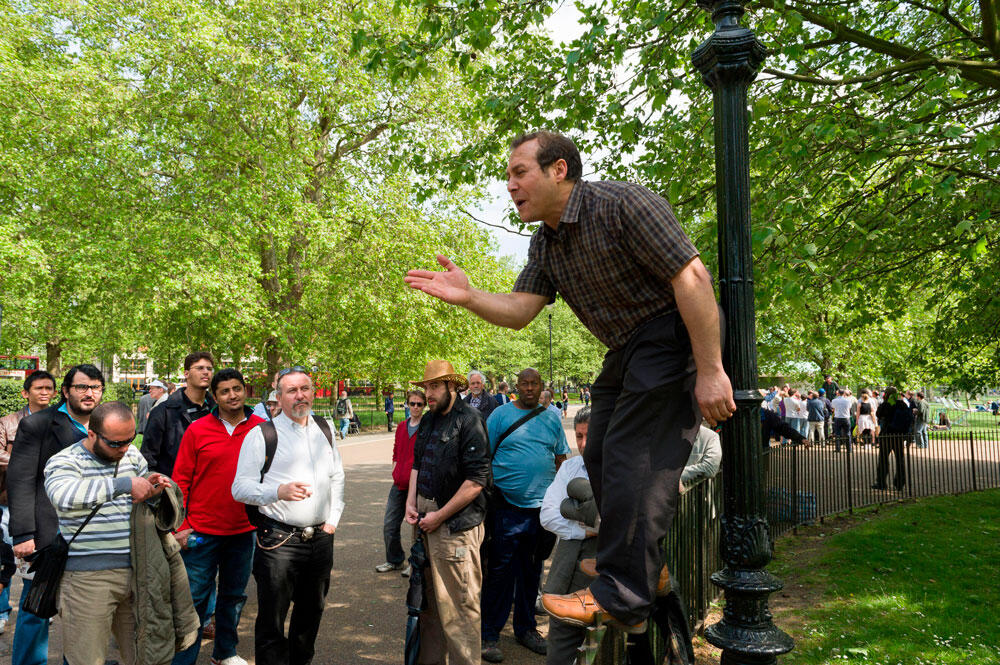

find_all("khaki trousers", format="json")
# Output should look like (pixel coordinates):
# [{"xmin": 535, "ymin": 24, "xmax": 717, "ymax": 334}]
[
  {"xmin": 416, "ymin": 496, "xmax": 484, "ymax": 665},
  {"xmin": 60, "ymin": 568, "xmax": 136, "ymax": 665}
]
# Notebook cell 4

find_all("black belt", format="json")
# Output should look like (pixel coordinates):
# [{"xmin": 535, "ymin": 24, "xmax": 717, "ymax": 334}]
[{"xmin": 257, "ymin": 515, "xmax": 326, "ymax": 541}]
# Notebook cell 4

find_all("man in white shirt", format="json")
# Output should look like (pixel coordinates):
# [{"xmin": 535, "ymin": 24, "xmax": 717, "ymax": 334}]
[
  {"xmin": 831, "ymin": 389, "xmax": 853, "ymax": 453},
  {"xmin": 232, "ymin": 369, "xmax": 345, "ymax": 665}
]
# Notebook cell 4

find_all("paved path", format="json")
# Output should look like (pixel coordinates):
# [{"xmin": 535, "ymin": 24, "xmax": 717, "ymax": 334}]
[{"xmin": 0, "ymin": 405, "xmax": 586, "ymax": 665}]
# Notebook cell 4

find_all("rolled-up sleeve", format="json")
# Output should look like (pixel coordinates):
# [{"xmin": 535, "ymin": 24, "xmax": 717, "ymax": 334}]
[
  {"xmin": 232, "ymin": 426, "xmax": 280, "ymax": 507},
  {"xmin": 459, "ymin": 416, "xmax": 490, "ymax": 488}
]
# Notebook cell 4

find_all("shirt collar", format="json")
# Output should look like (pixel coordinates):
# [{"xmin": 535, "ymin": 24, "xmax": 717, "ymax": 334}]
[
  {"xmin": 542, "ymin": 180, "xmax": 585, "ymax": 238},
  {"xmin": 58, "ymin": 402, "xmax": 88, "ymax": 437}
]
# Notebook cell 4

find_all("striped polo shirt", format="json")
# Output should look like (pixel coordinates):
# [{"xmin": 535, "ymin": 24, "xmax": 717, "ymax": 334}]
[{"xmin": 44, "ymin": 441, "xmax": 147, "ymax": 571}]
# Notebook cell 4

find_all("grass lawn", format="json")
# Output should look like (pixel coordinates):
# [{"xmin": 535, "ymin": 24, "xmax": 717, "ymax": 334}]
[{"xmin": 761, "ymin": 489, "xmax": 1000, "ymax": 664}]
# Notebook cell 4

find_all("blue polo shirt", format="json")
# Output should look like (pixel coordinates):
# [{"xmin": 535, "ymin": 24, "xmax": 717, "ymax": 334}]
[
  {"xmin": 58, "ymin": 402, "xmax": 88, "ymax": 438},
  {"xmin": 487, "ymin": 402, "xmax": 569, "ymax": 508}
]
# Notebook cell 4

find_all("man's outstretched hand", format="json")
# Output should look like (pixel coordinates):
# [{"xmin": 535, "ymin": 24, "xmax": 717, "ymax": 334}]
[{"xmin": 404, "ymin": 255, "xmax": 472, "ymax": 306}]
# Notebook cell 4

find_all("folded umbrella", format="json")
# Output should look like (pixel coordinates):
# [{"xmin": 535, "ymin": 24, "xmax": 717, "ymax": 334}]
[{"xmin": 404, "ymin": 527, "xmax": 430, "ymax": 665}]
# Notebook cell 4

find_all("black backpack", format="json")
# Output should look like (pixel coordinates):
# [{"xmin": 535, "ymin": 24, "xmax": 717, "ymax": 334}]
[{"xmin": 245, "ymin": 415, "xmax": 335, "ymax": 527}]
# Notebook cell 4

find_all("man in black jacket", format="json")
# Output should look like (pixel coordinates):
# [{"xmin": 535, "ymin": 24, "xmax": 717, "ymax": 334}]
[
  {"xmin": 405, "ymin": 360, "xmax": 490, "ymax": 665},
  {"xmin": 464, "ymin": 370, "xmax": 498, "ymax": 422},
  {"xmin": 7, "ymin": 363, "xmax": 104, "ymax": 664},
  {"xmin": 142, "ymin": 351, "xmax": 215, "ymax": 476},
  {"xmin": 873, "ymin": 386, "xmax": 914, "ymax": 491}
]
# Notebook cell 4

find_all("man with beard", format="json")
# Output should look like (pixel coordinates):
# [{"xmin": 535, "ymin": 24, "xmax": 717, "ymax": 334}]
[
  {"xmin": 232, "ymin": 368, "xmax": 344, "ymax": 665},
  {"xmin": 0, "ymin": 370, "xmax": 57, "ymax": 635},
  {"xmin": 172, "ymin": 369, "xmax": 264, "ymax": 665},
  {"xmin": 464, "ymin": 370, "xmax": 498, "ymax": 421},
  {"xmin": 406, "ymin": 131, "xmax": 735, "ymax": 633},
  {"xmin": 7, "ymin": 364, "xmax": 104, "ymax": 665},
  {"xmin": 143, "ymin": 352, "xmax": 216, "ymax": 477},
  {"xmin": 44, "ymin": 401, "xmax": 171, "ymax": 665},
  {"xmin": 404, "ymin": 360, "xmax": 490, "ymax": 665}
]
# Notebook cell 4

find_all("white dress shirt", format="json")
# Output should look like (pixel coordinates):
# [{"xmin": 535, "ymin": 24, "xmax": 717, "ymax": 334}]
[
  {"xmin": 232, "ymin": 412, "xmax": 345, "ymax": 528},
  {"xmin": 540, "ymin": 456, "xmax": 590, "ymax": 541}
]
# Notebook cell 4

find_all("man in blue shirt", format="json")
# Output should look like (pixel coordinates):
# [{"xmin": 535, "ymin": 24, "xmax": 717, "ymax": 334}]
[{"xmin": 481, "ymin": 368, "xmax": 569, "ymax": 662}]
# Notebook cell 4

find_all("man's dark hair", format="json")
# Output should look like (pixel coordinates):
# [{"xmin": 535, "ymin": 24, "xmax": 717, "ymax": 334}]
[
  {"xmin": 211, "ymin": 368, "xmax": 246, "ymax": 394},
  {"xmin": 917, "ymin": 391, "xmax": 925, "ymax": 399},
  {"xmin": 24, "ymin": 370, "xmax": 56, "ymax": 392},
  {"xmin": 60, "ymin": 364, "xmax": 105, "ymax": 399},
  {"xmin": 574, "ymin": 406, "xmax": 591, "ymax": 427},
  {"xmin": 510, "ymin": 131, "xmax": 582, "ymax": 181},
  {"xmin": 406, "ymin": 389, "xmax": 426, "ymax": 402},
  {"xmin": 184, "ymin": 352, "xmax": 215, "ymax": 371},
  {"xmin": 89, "ymin": 401, "xmax": 135, "ymax": 435},
  {"xmin": 498, "ymin": 381, "xmax": 508, "ymax": 391}
]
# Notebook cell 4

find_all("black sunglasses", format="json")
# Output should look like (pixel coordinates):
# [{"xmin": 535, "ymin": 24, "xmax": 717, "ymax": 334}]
[
  {"xmin": 408, "ymin": 401, "xmax": 425, "ymax": 407},
  {"xmin": 95, "ymin": 431, "xmax": 137, "ymax": 448}
]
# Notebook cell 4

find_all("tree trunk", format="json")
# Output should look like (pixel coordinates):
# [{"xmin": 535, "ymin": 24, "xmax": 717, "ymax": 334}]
[{"xmin": 46, "ymin": 339, "xmax": 62, "ymax": 375}]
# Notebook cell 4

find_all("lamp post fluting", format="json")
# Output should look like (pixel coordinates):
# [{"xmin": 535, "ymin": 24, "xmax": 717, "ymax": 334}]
[{"xmin": 692, "ymin": 1, "xmax": 794, "ymax": 663}]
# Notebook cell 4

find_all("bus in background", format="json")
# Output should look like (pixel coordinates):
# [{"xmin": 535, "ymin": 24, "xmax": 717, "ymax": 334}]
[{"xmin": 0, "ymin": 355, "xmax": 41, "ymax": 380}]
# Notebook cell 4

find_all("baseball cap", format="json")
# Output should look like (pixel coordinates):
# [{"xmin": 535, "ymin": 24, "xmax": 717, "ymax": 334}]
[{"xmin": 148, "ymin": 380, "xmax": 168, "ymax": 390}]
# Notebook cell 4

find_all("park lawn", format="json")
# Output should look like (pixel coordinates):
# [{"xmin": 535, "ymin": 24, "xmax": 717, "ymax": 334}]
[{"xmin": 767, "ymin": 489, "xmax": 1000, "ymax": 665}]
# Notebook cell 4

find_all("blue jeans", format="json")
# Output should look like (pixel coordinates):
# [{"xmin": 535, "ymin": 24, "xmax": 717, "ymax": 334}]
[
  {"xmin": 382, "ymin": 486, "xmax": 408, "ymax": 566},
  {"xmin": 172, "ymin": 531, "xmax": 255, "ymax": 665},
  {"xmin": 339, "ymin": 417, "xmax": 350, "ymax": 438},
  {"xmin": 915, "ymin": 423, "xmax": 928, "ymax": 448},
  {"xmin": 12, "ymin": 578, "xmax": 49, "ymax": 665},
  {"xmin": 481, "ymin": 505, "xmax": 547, "ymax": 642},
  {"xmin": 0, "ymin": 506, "xmax": 12, "ymax": 620}
]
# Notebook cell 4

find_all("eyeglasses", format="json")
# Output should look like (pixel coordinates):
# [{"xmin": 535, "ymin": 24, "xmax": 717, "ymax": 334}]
[
  {"xmin": 95, "ymin": 431, "xmax": 136, "ymax": 448},
  {"xmin": 70, "ymin": 384, "xmax": 104, "ymax": 394},
  {"xmin": 408, "ymin": 401, "xmax": 425, "ymax": 407}
]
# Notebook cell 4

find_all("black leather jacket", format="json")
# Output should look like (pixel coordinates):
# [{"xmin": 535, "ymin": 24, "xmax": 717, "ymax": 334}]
[{"xmin": 413, "ymin": 398, "xmax": 491, "ymax": 533}]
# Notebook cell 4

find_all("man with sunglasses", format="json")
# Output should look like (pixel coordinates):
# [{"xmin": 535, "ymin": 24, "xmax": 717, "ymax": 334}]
[
  {"xmin": 143, "ymin": 352, "xmax": 216, "ymax": 477},
  {"xmin": 7, "ymin": 364, "xmax": 105, "ymax": 665},
  {"xmin": 44, "ymin": 400, "xmax": 170, "ymax": 665},
  {"xmin": 375, "ymin": 389, "xmax": 426, "ymax": 575}
]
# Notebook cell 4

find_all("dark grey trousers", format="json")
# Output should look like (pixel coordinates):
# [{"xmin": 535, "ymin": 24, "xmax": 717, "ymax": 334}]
[{"xmin": 583, "ymin": 312, "xmax": 700, "ymax": 625}]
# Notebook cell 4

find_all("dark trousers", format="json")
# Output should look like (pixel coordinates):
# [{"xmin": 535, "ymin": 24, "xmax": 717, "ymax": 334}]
[
  {"xmin": 583, "ymin": 312, "xmax": 699, "ymax": 625},
  {"xmin": 833, "ymin": 418, "xmax": 852, "ymax": 452},
  {"xmin": 876, "ymin": 432, "xmax": 906, "ymax": 489},
  {"xmin": 481, "ymin": 505, "xmax": 548, "ymax": 641},
  {"xmin": 382, "ymin": 485, "xmax": 408, "ymax": 565},
  {"xmin": 173, "ymin": 531, "xmax": 255, "ymax": 665},
  {"xmin": 386, "ymin": 413, "xmax": 394, "ymax": 432},
  {"xmin": 253, "ymin": 530, "xmax": 334, "ymax": 665}
]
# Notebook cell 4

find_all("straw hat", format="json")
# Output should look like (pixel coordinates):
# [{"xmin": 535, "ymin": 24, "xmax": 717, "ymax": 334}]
[{"xmin": 411, "ymin": 360, "xmax": 468, "ymax": 389}]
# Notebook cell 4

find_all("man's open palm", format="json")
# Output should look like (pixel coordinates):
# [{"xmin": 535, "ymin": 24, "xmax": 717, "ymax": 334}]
[{"xmin": 405, "ymin": 255, "xmax": 472, "ymax": 306}]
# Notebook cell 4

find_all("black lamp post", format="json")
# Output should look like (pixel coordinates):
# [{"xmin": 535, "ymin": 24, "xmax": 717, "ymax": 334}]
[
  {"xmin": 692, "ymin": 1, "xmax": 794, "ymax": 663},
  {"xmin": 548, "ymin": 307, "xmax": 553, "ymax": 387}
]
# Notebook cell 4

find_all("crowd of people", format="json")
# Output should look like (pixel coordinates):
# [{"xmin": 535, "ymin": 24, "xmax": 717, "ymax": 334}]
[{"xmin": 762, "ymin": 376, "xmax": 936, "ymax": 491}]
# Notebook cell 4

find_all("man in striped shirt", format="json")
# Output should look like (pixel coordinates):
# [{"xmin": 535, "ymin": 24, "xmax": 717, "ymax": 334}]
[{"xmin": 43, "ymin": 401, "xmax": 170, "ymax": 665}]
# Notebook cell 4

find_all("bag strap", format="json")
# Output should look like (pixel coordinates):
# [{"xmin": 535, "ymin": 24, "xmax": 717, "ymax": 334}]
[
  {"xmin": 258, "ymin": 416, "xmax": 333, "ymax": 482},
  {"xmin": 67, "ymin": 458, "xmax": 120, "ymax": 547},
  {"xmin": 491, "ymin": 406, "xmax": 546, "ymax": 460}
]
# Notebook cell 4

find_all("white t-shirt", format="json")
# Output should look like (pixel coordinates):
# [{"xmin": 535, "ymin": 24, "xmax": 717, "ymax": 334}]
[{"xmin": 831, "ymin": 396, "xmax": 852, "ymax": 419}]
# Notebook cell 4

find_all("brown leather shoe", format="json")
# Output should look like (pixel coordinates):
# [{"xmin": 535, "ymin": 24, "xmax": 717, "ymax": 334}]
[
  {"xmin": 578, "ymin": 558, "xmax": 671, "ymax": 596},
  {"xmin": 541, "ymin": 589, "xmax": 646, "ymax": 634}
]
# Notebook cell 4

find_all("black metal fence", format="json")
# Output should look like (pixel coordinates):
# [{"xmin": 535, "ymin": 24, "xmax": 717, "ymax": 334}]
[{"xmin": 660, "ymin": 425, "xmax": 1000, "ymax": 636}]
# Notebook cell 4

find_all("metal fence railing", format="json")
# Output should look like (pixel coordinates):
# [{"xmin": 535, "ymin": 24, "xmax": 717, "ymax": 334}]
[{"xmin": 655, "ymin": 425, "xmax": 1000, "ymax": 646}]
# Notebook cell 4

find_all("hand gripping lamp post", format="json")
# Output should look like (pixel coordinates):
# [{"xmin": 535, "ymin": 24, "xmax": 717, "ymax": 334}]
[{"xmin": 692, "ymin": 1, "xmax": 794, "ymax": 663}]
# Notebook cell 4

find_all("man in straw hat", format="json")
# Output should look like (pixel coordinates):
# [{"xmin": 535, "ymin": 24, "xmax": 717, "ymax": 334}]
[
  {"xmin": 405, "ymin": 131, "xmax": 735, "ymax": 633},
  {"xmin": 404, "ymin": 360, "xmax": 491, "ymax": 665}
]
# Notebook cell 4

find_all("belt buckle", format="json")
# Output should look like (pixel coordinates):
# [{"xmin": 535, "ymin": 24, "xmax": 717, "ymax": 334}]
[{"xmin": 301, "ymin": 526, "xmax": 315, "ymax": 541}]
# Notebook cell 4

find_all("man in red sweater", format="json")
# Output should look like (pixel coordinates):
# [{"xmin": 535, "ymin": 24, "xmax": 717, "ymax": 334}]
[
  {"xmin": 171, "ymin": 368, "xmax": 264, "ymax": 665},
  {"xmin": 375, "ymin": 389, "xmax": 425, "ymax": 574}
]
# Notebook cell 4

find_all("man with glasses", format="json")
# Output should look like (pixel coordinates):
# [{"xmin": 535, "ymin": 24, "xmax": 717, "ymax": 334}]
[
  {"xmin": 232, "ymin": 368, "xmax": 344, "ymax": 665},
  {"xmin": 375, "ymin": 389, "xmax": 425, "ymax": 575},
  {"xmin": 0, "ymin": 370, "xmax": 57, "ymax": 634},
  {"xmin": 143, "ymin": 352, "xmax": 216, "ymax": 477},
  {"xmin": 7, "ymin": 364, "xmax": 105, "ymax": 665},
  {"xmin": 44, "ymin": 401, "xmax": 171, "ymax": 665}
]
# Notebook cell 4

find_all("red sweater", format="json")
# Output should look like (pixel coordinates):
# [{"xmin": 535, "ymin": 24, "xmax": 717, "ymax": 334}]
[
  {"xmin": 172, "ymin": 410, "xmax": 264, "ymax": 535},
  {"xmin": 392, "ymin": 419, "xmax": 419, "ymax": 490}
]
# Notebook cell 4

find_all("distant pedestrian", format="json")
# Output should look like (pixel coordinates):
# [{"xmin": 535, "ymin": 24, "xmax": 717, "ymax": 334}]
[
  {"xmin": 376, "ymin": 389, "xmax": 424, "ymax": 574},
  {"xmin": 404, "ymin": 360, "xmax": 489, "ymax": 665},
  {"xmin": 856, "ymin": 390, "xmax": 878, "ymax": 447},
  {"xmin": 540, "ymin": 389, "xmax": 561, "ymax": 419},
  {"xmin": 384, "ymin": 392, "xmax": 395, "ymax": 433},
  {"xmin": 232, "ymin": 368, "xmax": 345, "ymax": 665},
  {"xmin": 783, "ymin": 389, "xmax": 808, "ymax": 440},
  {"xmin": 913, "ymin": 392, "xmax": 930, "ymax": 449},
  {"xmin": 495, "ymin": 382, "xmax": 512, "ymax": 406},
  {"xmin": 805, "ymin": 391, "xmax": 826, "ymax": 446},
  {"xmin": 336, "ymin": 390, "xmax": 354, "ymax": 440},
  {"xmin": 560, "ymin": 390, "xmax": 569, "ymax": 418},
  {"xmin": 464, "ymin": 370, "xmax": 499, "ymax": 421},
  {"xmin": 873, "ymin": 387, "xmax": 913, "ymax": 491},
  {"xmin": 252, "ymin": 371, "xmax": 280, "ymax": 421},
  {"xmin": 136, "ymin": 379, "xmax": 168, "ymax": 434},
  {"xmin": 831, "ymin": 389, "xmax": 853, "ymax": 452}
]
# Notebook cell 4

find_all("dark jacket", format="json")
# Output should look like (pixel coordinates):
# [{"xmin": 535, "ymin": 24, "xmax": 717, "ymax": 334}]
[
  {"xmin": 142, "ymin": 390, "xmax": 214, "ymax": 477},
  {"xmin": 7, "ymin": 405, "xmax": 83, "ymax": 547},
  {"xmin": 413, "ymin": 397, "xmax": 491, "ymax": 533},
  {"xmin": 464, "ymin": 391, "xmax": 499, "ymax": 422},
  {"xmin": 881, "ymin": 398, "xmax": 914, "ymax": 434}
]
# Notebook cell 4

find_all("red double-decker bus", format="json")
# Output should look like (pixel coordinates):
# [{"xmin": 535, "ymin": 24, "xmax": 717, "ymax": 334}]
[{"xmin": 0, "ymin": 355, "xmax": 41, "ymax": 380}]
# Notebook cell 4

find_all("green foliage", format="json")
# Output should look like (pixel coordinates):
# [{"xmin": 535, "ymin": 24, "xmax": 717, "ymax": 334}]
[
  {"xmin": 0, "ymin": 380, "xmax": 24, "ymax": 415},
  {"xmin": 105, "ymin": 383, "xmax": 137, "ymax": 406},
  {"xmin": 769, "ymin": 490, "xmax": 1000, "ymax": 664}
]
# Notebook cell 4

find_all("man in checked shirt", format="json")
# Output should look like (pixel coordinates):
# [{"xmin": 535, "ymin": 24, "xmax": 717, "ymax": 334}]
[{"xmin": 405, "ymin": 130, "xmax": 736, "ymax": 633}]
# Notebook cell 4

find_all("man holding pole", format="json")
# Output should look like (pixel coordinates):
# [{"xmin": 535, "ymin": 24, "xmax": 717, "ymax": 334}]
[{"xmin": 406, "ymin": 130, "xmax": 735, "ymax": 631}]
